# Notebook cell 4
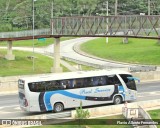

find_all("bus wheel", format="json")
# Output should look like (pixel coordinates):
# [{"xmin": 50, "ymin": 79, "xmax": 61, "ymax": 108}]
[
  {"xmin": 113, "ymin": 96, "xmax": 122, "ymax": 105},
  {"xmin": 54, "ymin": 103, "xmax": 64, "ymax": 113}
]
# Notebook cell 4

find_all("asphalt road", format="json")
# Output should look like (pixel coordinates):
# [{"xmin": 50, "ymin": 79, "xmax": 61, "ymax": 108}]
[
  {"xmin": 0, "ymin": 81, "xmax": 159, "ymax": 119},
  {"xmin": 0, "ymin": 37, "xmax": 130, "ymax": 69},
  {"xmin": 46, "ymin": 37, "xmax": 130, "ymax": 68}
]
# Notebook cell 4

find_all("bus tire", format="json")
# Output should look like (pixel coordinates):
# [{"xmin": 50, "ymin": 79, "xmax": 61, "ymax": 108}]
[
  {"xmin": 113, "ymin": 96, "xmax": 122, "ymax": 105},
  {"xmin": 54, "ymin": 102, "xmax": 64, "ymax": 113}
]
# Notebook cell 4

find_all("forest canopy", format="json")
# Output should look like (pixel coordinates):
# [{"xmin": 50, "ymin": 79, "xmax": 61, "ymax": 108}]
[{"xmin": 0, "ymin": 0, "xmax": 160, "ymax": 32}]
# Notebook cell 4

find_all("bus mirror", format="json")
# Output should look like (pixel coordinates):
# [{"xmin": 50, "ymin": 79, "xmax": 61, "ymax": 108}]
[{"xmin": 127, "ymin": 77, "xmax": 140, "ymax": 83}]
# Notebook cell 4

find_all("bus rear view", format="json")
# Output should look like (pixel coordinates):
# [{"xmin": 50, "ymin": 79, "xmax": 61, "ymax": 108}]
[{"xmin": 18, "ymin": 79, "xmax": 29, "ymax": 111}]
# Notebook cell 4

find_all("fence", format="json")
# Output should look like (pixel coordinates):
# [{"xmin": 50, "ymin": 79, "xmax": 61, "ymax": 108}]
[{"xmin": 0, "ymin": 29, "xmax": 50, "ymax": 38}]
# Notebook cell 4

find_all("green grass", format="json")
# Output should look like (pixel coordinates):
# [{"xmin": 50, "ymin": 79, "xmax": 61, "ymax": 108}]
[
  {"xmin": 0, "ymin": 50, "xmax": 68, "ymax": 76},
  {"xmin": 31, "ymin": 115, "xmax": 131, "ymax": 128},
  {"xmin": 148, "ymin": 109, "xmax": 160, "ymax": 119},
  {"xmin": 80, "ymin": 38, "xmax": 160, "ymax": 65},
  {"xmin": 63, "ymin": 59, "xmax": 96, "ymax": 71},
  {"xmin": 0, "ymin": 37, "xmax": 75, "ymax": 47},
  {"xmin": 148, "ymin": 109, "xmax": 160, "ymax": 128}
]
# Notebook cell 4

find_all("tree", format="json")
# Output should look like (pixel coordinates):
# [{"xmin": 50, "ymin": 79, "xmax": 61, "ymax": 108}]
[
  {"xmin": 75, "ymin": 101, "xmax": 90, "ymax": 127},
  {"xmin": 0, "ymin": 0, "xmax": 160, "ymax": 32}
]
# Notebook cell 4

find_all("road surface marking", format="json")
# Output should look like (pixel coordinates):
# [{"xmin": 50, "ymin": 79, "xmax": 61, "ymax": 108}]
[
  {"xmin": 14, "ymin": 107, "xmax": 20, "ymax": 110},
  {"xmin": 0, "ymin": 105, "xmax": 19, "ymax": 108},
  {"xmin": 138, "ymin": 91, "xmax": 160, "ymax": 97},
  {"xmin": 138, "ymin": 91, "xmax": 160, "ymax": 94},
  {"xmin": 0, "ymin": 111, "xmax": 12, "ymax": 114}
]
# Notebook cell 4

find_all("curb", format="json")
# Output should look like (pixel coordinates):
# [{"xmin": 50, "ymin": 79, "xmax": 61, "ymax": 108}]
[
  {"xmin": 73, "ymin": 40, "xmax": 160, "ymax": 69},
  {"xmin": 73, "ymin": 41, "xmax": 135, "ymax": 66},
  {"xmin": 71, "ymin": 99, "xmax": 160, "ymax": 119}
]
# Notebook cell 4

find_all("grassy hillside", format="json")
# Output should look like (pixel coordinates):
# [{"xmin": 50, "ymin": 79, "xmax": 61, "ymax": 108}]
[{"xmin": 81, "ymin": 38, "xmax": 160, "ymax": 65}]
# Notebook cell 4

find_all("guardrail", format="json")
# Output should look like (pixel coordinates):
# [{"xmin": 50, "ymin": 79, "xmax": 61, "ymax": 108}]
[
  {"xmin": 61, "ymin": 56, "xmax": 127, "ymax": 70},
  {"xmin": 129, "ymin": 66, "xmax": 157, "ymax": 72}
]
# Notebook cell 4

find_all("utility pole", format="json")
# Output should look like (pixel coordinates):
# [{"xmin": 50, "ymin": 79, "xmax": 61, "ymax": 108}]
[
  {"xmin": 148, "ymin": 0, "xmax": 151, "ymax": 15},
  {"xmin": 51, "ymin": 0, "xmax": 54, "ymax": 18},
  {"xmin": 51, "ymin": 0, "xmax": 54, "ymax": 35},
  {"xmin": 106, "ymin": 1, "xmax": 108, "ymax": 43},
  {"xmin": 32, "ymin": 0, "xmax": 36, "ymax": 71},
  {"xmin": 115, "ymin": 0, "xmax": 118, "ymax": 15},
  {"xmin": 103, "ymin": 1, "xmax": 109, "ymax": 43}
]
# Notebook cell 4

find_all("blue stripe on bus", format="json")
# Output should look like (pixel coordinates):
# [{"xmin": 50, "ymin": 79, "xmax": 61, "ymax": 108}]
[
  {"xmin": 44, "ymin": 90, "xmax": 86, "ymax": 111},
  {"xmin": 118, "ymin": 85, "xmax": 125, "ymax": 99},
  {"xmin": 43, "ymin": 85, "xmax": 125, "ymax": 111}
]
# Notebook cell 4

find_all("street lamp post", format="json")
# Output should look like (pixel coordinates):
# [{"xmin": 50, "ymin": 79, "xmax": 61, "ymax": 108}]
[
  {"xmin": 148, "ymin": 0, "xmax": 151, "ymax": 15},
  {"xmin": 32, "ymin": 0, "xmax": 36, "ymax": 71},
  {"xmin": 115, "ymin": 0, "xmax": 118, "ymax": 16},
  {"xmin": 106, "ymin": 1, "xmax": 109, "ymax": 43},
  {"xmin": 102, "ymin": 1, "xmax": 109, "ymax": 43},
  {"xmin": 104, "ymin": 0, "xmax": 108, "ymax": 43}
]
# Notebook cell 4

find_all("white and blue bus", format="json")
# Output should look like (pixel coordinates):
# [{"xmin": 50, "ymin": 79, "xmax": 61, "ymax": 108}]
[{"xmin": 18, "ymin": 70, "xmax": 139, "ymax": 113}]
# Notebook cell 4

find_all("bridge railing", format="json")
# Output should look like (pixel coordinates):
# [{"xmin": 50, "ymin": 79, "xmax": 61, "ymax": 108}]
[
  {"xmin": 0, "ymin": 28, "xmax": 50, "ymax": 38},
  {"xmin": 0, "ymin": 15, "xmax": 160, "ymax": 39},
  {"xmin": 51, "ymin": 15, "xmax": 160, "ymax": 38}
]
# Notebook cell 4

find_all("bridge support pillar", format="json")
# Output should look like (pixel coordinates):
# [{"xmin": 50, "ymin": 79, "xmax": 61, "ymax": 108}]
[
  {"xmin": 51, "ymin": 37, "xmax": 63, "ymax": 73},
  {"xmin": 5, "ymin": 41, "xmax": 15, "ymax": 60}
]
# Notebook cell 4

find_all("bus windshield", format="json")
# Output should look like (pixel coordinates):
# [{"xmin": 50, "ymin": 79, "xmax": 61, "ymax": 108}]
[{"xmin": 119, "ymin": 74, "xmax": 137, "ymax": 90}]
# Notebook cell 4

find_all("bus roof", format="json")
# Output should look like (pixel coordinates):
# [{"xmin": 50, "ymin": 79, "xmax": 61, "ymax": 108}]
[{"xmin": 20, "ymin": 69, "xmax": 131, "ymax": 83}]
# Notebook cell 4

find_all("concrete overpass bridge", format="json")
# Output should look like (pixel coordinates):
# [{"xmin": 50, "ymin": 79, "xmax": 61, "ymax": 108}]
[{"xmin": 0, "ymin": 15, "xmax": 160, "ymax": 72}]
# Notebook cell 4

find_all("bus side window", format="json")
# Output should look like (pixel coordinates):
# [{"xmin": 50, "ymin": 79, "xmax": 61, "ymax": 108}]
[
  {"xmin": 108, "ymin": 76, "xmax": 114, "ymax": 85},
  {"xmin": 66, "ymin": 80, "xmax": 72, "ymax": 89},
  {"xmin": 54, "ymin": 81, "xmax": 61, "ymax": 90},
  {"xmin": 107, "ymin": 75, "xmax": 121, "ymax": 85},
  {"xmin": 98, "ymin": 76, "xmax": 107, "ymax": 86},
  {"xmin": 114, "ymin": 75, "xmax": 122, "ymax": 85},
  {"xmin": 28, "ymin": 83, "xmax": 36, "ymax": 92},
  {"xmin": 36, "ymin": 82, "xmax": 45, "ymax": 92},
  {"xmin": 91, "ymin": 77, "xmax": 99, "ymax": 86},
  {"xmin": 59, "ymin": 80, "xmax": 72, "ymax": 89},
  {"xmin": 76, "ymin": 79, "xmax": 80, "ymax": 88},
  {"xmin": 83, "ymin": 78, "xmax": 89, "ymax": 87},
  {"xmin": 60, "ymin": 80, "xmax": 67, "ymax": 89},
  {"xmin": 69, "ymin": 79, "xmax": 75, "ymax": 89},
  {"xmin": 45, "ymin": 81, "xmax": 51, "ymax": 91},
  {"xmin": 46, "ymin": 81, "xmax": 60, "ymax": 91},
  {"xmin": 74, "ymin": 78, "xmax": 87, "ymax": 88}
]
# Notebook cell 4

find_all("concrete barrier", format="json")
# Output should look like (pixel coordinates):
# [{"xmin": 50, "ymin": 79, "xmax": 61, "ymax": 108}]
[
  {"xmin": 138, "ymin": 106, "xmax": 157, "ymax": 128},
  {"xmin": 0, "ymin": 76, "xmax": 19, "ymax": 93},
  {"xmin": 0, "ymin": 74, "xmax": 40, "ymax": 93},
  {"xmin": 132, "ymin": 71, "xmax": 160, "ymax": 82},
  {"xmin": 71, "ymin": 99, "xmax": 160, "ymax": 118}
]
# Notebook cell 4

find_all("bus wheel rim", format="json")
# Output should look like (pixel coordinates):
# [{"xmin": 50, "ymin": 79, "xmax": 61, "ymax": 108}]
[
  {"xmin": 55, "ymin": 104, "xmax": 62, "ymax": 112},
  {"xmin": 115, "ymin": 97, "xmax": 120, "ymax": 104}
]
